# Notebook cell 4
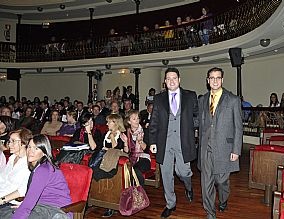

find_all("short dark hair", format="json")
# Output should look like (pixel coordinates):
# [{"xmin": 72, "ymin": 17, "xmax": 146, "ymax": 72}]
[
  {"xmin": 164, "ymin": 67, "xmax": 180, "ymax": 80},
  {"xmin": 207, "ymin": 67, "xmax": 224, "ymax": 78}
]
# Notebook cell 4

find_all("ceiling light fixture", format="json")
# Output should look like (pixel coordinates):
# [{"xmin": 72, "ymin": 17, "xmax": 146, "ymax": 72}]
[
  {"xmin": 192, "ymin": 56, "xmax": 200, "ymax": 62},
  {"xmin": 260, "ymin": 39, "xmax": 270, "ymax": 47},
  {"xmin": 37, "ymin": 7, "xmax": 43, "ymax": 12},
  {"xmin": 162, "ymin": 59, "xmax": 169, "ymax": 66},
  {"xmin": 59, "ymin": 4, "xmax": 65, "ymax": 10}
]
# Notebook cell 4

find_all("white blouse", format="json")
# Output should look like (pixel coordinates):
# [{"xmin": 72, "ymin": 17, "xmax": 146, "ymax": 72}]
[{"xmin": 0, "ymin": 154, "xmax": 30, "ymax": 198}]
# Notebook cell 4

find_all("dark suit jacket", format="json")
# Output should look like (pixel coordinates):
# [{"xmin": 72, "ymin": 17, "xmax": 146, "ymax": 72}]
[
  {"xmin": 198, "ymin": 88, "xmax": 243, "ymax": 173},
  {"xmin": 149, "ymin": 88, "xmax": 198, "ymax": 164}
]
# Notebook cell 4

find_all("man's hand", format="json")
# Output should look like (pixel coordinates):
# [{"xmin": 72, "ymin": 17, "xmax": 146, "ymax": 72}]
[
  {"xmin": 150, "ymin": 144, "xmax": 157, "ymax": 154},
  {"xmin": 230, "ymin": 153, "xmax": 239, "ymax": 161}
]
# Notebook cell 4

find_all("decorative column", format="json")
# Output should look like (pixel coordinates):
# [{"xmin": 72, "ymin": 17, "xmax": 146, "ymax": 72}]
[
  {"xmin": 89, "ymin": 8, "xmax": 94, "ymax": 38},
  {"xmin": 133, "ymin": 68, "xmax": 141, "ymax": 110},
  {"xmin": 133, "ymin": 0, "xmax": 141, "ymax": 32},
  {"xmin": 87, "ymin": 71, "xmax": 95, "ymax": 103},
  {"xmin": 16, "ymin": 14, "xmax": 22, "ymax": 61}
]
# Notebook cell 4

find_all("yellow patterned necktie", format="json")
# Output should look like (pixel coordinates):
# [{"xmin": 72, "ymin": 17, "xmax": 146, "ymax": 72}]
[{"xmin": 210, "ymin": 94, "xmax": 215, "ymax": 116}]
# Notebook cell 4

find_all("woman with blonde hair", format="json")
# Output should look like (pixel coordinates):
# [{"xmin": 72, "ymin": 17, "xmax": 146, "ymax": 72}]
[{"xmin": 91, "ymin": 113, "xmax": 128, "ymax": 217}]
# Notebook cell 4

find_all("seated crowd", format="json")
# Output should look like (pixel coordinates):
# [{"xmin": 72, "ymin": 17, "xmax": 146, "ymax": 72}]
[{"xmin": 0, "ymin": 86, "xmax": 155, "ymax": 217}]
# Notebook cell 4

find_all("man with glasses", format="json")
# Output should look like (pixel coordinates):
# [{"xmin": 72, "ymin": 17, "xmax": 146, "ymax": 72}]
[{"xmin": 198, "ymin": 67, "xmax": 243, "ymax": 219}]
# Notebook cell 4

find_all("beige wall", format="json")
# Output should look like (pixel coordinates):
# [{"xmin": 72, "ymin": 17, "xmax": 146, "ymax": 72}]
[
  {"xmin": 0, "ymin": 72, "xmax": 89, "ymax": 103},
  {"xmin": 0, "ymin": 54, "xmax": 284, "ymax": 107}
]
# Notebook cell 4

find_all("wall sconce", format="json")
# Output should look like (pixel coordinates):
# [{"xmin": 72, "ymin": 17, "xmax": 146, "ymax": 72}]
[
  {"xmin": 162, "ymin": 59, "xmax": 169, "ymax": 66},
  {"xmin": 118, "ymin": 69, "xmax": 130, "ymax": 74},
  {"xmin": 59, "ymin": 67, "xmax": 64, "ymax": 72},
  {"xmin": 192, "ymin": 56, "xmax": 200, "ymax": 62},
  {"xmin": 37, "ymin": 7, "xmax": 43, "ymax": 12},
  {"xmin": 59, "ymin": 4, "xmax": 65, "ymax": 10},
  {"xmin": 260, "ymin": 39, "xmax": 270, "ymax": 47}
]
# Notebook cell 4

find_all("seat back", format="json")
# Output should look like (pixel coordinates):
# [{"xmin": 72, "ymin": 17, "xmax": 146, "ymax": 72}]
[
  {"xmin": 48, "ymin": 135, "xmax": 71, "ymax": 149},
  {"xmin": 60, "ymin": 163, "xmax": 92, "ymax": 203},
  {"xmin": 262, "ymin": 128, "xmax": 284, "ymax": 144},
  {"xmin": 249, "ymin": 145, "xmax": 284, "ymax": 191},
  {"xmin": 95, "ymin": 124, "xmax": 108, "ymax": 135},
  {"xmin": 269, "ymin": 135, "xmax": 284, "ymax": 146},
  {"xmin": 143, "ymin": 152, "xmax": 160, "ymax": 188},
  {"xmin": 88, "ymin": 157, "xmax": 129, "ymax": 210}
]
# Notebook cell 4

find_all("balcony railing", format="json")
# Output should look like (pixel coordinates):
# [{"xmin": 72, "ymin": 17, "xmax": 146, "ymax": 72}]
[
  {"xmin": 0, "ymin": 0, "xmax": 281, "ymax": 63},
  {"xmin": 242, "ymin": 107, "xmax": 284, "ymax": 137}
]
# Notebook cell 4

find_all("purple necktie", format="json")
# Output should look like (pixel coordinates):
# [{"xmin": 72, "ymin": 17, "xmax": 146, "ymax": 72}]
[{"xmin": 171, "ymin": 93, "xmax": 177, "ymax": 116}]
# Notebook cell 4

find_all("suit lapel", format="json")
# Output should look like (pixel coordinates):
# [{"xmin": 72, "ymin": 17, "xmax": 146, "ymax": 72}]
[{"xmin": 161, "ymin": 91, "xmax": 170, "ymax": 113}]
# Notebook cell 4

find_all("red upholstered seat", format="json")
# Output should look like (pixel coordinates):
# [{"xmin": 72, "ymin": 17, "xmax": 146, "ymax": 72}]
[
  {"xmin": 95, "ymin": 124, "xmax": 108, "ymax": 135},
  {"xmin": 249, "ymin": 145, "xmax": 284, "ymax": 191},
  {"xmin": 262, "ymin": 128, "xmax": 284, "ymax": 144},
  {"xmin": 60, "ymin": 163, "xmax": 93, "ymax": 219},
  {"xmin": 269, "ymin": 135, "xmax": 284, "ymax": 146},
  {"xmin": 142, "ymin": 152, "xmax": 160, "ymax": 188},
  {"xmin": 254, "ymin": 144, "xmax": 284, "ymax": 153}
]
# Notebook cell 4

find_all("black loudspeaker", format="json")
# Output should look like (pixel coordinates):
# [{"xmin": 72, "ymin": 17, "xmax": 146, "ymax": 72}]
[
  {"xmin": 229, "ymin": 48, "xmax": 242, "ymax": 67},
  {"xmin": 7, "ymin": 68, "xmax": 21, "ymax": 80}
]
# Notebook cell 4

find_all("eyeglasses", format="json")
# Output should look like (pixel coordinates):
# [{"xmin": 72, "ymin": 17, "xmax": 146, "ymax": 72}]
[
  {"xmin": 208, "ymin": 77, "xmax": 222, "ymax": 81},
  {"xmin": 7, "ymin": 139, "xmax": 21, "ymax": 145}
]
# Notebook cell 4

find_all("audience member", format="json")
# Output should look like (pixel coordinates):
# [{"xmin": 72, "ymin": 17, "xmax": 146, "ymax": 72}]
[
  {"xmin": 123, "ymin": 110, "xmax": 150, "ymax": 186},
  {"xmin": 57, "ymin": 110, "xmax": 80, "ymax": 136},
  {"xmin": 269, "ymin": 92, "xmax": 280, "ymax": 107},
  {"xmin": 122, "ymin": 85, "xmax": 135, "ymax": 105},
  {"xmin": 198, "ymin": 7, "xmax": 213, "ymax": 45},
  {"xmin": 40, "ymin": 110, "xmax": 62, "ymax": 136},
  {"xmin": 112, "ymin": 87, "xmax": 122, "ymax": 108},
  {"xmin": 91, "ymin": 113, "xmax": 127, "ymax": 217},
  {"xmin": 145, "ymin": 88, "xmax": 156, "ymax": 106},
  {"xmin": 92, "ymin": 105, "xmax": 107, "ymax": 125},
  {"xmin": 0, "ymin": 134, "xmax": 72, "ymax": 218},
  {"xmin": 280, "ymin": 93, "xmax": 284, "ymax": 108},
  {"xmin": 0, "ymin": 128, "xmax": 32, "ymax": 206},
  {"xmin": 0, "ymin": 116, "xmax": 16, "ymax": 149},
  {"xmin": 140, "ymin": 103, "xmax": 153, "ymax": 149},
  {"xmin": 122, "ymin": 99, "xmax": 133, "ymax": 117},
  {"xmin": 104, "ymin": 90, "xmax": 112, "ymax": 109},
  {"xmin": 18, "ymin": 106, "xmax": 36, "ymax": 131}
]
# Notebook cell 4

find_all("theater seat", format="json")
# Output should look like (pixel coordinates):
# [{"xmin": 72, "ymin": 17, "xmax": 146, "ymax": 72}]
[
  {"xmin": 143, "ymin": 152, "xmax": 160, "ymax": 188},
  {"xmin": 48, "ymin": 135, "xmax": 71, "ymax": 159},
  {"xmin": 88, "ymin": 157, "xmax": 129, "ymax": 210},
  {"xmin": 60, "ymin": 163, "xmax": 93, "ymax": 219},
  {"xmin": 95, "ymin": 124, "xmax": 108, "ymax": 135},
  {"xmin": 249, "ymin": 145, "xmax": 284, "ymax": 191},
  {"xmin": 262, "ymin": 128, "xmax": 284, "ymax": 144},
  {"xmin": 273, "ymin": 165, "xmax": 284, "ymax": 219},
  {"xmin": 269, "ymin": 136, "xmax": 284, "ymax": 146}
]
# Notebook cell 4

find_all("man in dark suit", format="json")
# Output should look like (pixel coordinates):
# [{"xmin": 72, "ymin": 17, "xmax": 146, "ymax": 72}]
[
  {"xmin": 198, "ymin": 67, "xmax": 243, "ymax": 219},
  {"xmin": 149, "ymin": 67, "xmax": 198, "ymax": 218}
]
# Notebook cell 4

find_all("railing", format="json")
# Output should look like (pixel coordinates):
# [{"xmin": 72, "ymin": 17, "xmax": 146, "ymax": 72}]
[
  {"xmin": 0, "ymin": 42, "xmax": 16, "ymax": 62},
  {"xmin": 0, "ymin": 0, "xmax": 281, "ymax": 63},
  {"xmin": 242, "ymin": 107, "xmax": 284, "ymax": 137}
]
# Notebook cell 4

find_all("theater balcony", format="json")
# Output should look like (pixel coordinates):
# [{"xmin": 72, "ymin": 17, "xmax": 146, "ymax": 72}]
[{"xmin": 0, "ymin": 0, "xmax": 283, "ymax": 72}]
